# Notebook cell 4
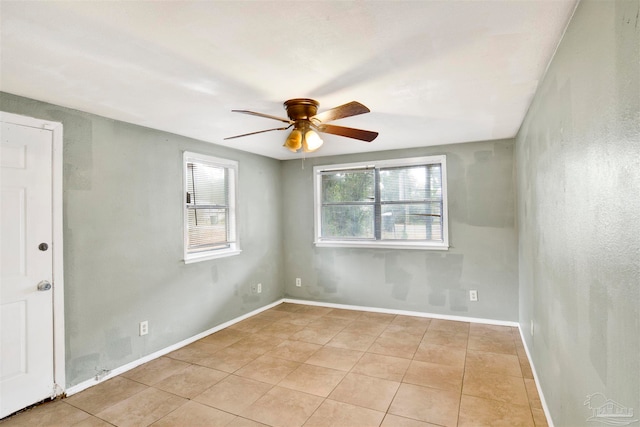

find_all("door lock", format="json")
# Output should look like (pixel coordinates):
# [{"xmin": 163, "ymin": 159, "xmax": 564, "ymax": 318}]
[{"xmin": 37, "ymin": 280, "xmax": 52, "ymax": 291}]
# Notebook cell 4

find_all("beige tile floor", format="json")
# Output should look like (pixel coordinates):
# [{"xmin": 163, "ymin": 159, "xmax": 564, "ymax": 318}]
[{"xmin": 1, "ymin": 303, "xmax": 548, "ymax": 427}]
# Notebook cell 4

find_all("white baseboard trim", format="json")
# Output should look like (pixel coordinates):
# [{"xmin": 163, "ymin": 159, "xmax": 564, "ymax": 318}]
[
  {"xmin": 64, "ymin": 299, "xmax": 283, "ymax": 397},
  {"xmin": 65, "ymin": 297, "xmax": 520, "ymax": 397},
  {"xmin": 282, "ymin": 298, "xmax": 520, "ymax": 327},
  {"xmin": 517, "ymin": 325, "xmax": 554, "ymax": 427}
]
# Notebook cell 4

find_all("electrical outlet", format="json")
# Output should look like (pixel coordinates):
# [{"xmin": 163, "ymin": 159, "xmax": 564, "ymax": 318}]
[
  {"xmin": 139, "ymin": 321, "xmax": 149, "ymax": 336},
  {"xmin": 257, "ymin": 283, "xmax": 262, "ymax": 293},
  {"xmin": 295, "ymin": 278, "xmax": 302, "ymax": 287},
  {"xmin": 469, "ymin": 290, "xmax": 478, "ymax": 302}
]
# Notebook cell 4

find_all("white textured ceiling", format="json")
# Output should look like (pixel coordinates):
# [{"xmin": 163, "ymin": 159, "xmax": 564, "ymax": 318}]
[{"xmin": 1, "ymin": 1, "xmax": 577, "ymax": 160}]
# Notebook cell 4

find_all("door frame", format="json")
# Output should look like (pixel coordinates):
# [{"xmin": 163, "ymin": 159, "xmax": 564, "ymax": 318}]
[{"xmin": 1, "ymin": 111, "xmax": 65, "ymax": 394}]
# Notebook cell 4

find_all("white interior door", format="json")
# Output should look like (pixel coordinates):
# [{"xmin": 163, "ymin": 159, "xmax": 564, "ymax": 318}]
[{"xmin": 1, "ymin": 121, "xmax": 54, "ymax": 418}]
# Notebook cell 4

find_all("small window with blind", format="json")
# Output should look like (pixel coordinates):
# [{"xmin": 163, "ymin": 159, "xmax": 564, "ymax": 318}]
[
  {"xmin": 183, "ymin": 152, "xmax": 240, "ymax": 263},
  {"xmin": 313, "ymin": 155, "xmax": 448, "ymax": 250}
]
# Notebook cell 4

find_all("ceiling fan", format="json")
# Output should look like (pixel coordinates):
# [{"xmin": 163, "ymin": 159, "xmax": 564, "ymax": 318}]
[{"xmin": 224, "ymin": 98, "xmax": 378, "ymax": 153}]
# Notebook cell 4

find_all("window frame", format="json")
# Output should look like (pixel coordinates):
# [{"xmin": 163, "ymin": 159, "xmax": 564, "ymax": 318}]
[
  {"xmin": 183, "ymin": 151, "xmax": 241, "ymax": 263},
  {"xmin": 313, "ymin": 155, "xmax": 449, "ymax": 250}
]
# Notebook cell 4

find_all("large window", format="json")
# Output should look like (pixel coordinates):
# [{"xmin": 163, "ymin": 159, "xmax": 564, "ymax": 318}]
[
  {"xmin": 314, "ymin": 155, "xmax": 448, "ymax": 250},
  {"xmin": 183, "ymin": 152, "xmax": 240, "ymax": 263}
]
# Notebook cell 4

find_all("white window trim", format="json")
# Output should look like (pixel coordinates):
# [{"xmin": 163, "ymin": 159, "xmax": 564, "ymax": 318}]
[
  {"xmin": 313, "ymin": 155, "xmax": 449, "ymax": 250},
  {"xmin": 183, "ymin": 151, "xmax": 241, "ymax": 263}
]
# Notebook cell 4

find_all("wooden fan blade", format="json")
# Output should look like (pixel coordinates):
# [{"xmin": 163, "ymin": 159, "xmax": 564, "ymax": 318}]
[
  {"xmin": 224, "ymin": 125, "xmax": 292, "ymax": 140},
  {"xmin": 231, "ymin": 109, "xmax": 293, "ymax": 124},
  {"xmin": 316, "ymin": 123, "xmax": 378, "ymax": 142},
  {"xmin": 311, "ymin": 101, "xmax": 370, "ymax": 123}
]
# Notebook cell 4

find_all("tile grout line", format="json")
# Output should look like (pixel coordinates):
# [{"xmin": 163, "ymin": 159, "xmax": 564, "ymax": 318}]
[{"xmin": 456, "ymin": 328, "xmax": 471, "ymax": 427}]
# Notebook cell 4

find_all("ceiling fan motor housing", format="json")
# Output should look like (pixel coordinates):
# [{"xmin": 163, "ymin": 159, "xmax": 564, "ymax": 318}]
[{"xmin": 284, "ymin": 98, "xmax": 319, "ymax": 121}]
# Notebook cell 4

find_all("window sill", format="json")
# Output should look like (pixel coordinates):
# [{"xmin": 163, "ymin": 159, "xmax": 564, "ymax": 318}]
[
  {"xmin": 314, "ymin": 241, "xmax": 448, "ymax": 251},
  {"xmin": 184, "ymin": 249, "xmax": 242, "ymax": 264}
]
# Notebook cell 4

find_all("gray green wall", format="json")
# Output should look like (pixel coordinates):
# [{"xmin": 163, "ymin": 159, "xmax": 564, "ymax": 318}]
[
  {"xmin": 282, "ymin": 140, "xmax": 519, "ymax": 322},
  {"xmin": 516, "ymin": 0, "xmax": 640, "ymax": 424},
  {"xmin": 0, "ymin": 92, "xmax": 284, "ymax": 388}
]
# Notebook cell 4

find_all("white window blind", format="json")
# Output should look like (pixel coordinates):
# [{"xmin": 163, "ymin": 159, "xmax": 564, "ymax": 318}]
[
  {"xmin": 379, "ymin": 164, "xmax": 443, "ymax": 241},
  {"xmin": 184, "ymin": 152, "xmax": 239, "ymax": 262}
]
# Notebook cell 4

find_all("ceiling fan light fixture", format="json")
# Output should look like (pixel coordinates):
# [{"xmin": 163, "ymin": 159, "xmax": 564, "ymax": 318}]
[
  {"xmin": 303, "ymin": 129, "xmax": 323, "ymax": 152},
  {"xmin": 284, "ymin": 129, "xmax": 302, "ymax": 152}
]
